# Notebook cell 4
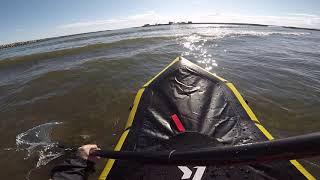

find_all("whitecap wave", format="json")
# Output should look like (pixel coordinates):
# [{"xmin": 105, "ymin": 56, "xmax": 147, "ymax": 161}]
[{"xmin": 191, "ymin": 29, "xmax": 309, "ymax": 39}]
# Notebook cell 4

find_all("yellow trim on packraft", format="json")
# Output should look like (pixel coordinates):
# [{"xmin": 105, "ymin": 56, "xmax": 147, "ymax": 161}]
[
  {"xmin": 226, "ymin": 83, "xmax": 274, "ymax": 140},
  {"xmin": 99, "ymin": 56, "xmax": 315, "ymax": 180},
  {"xmin": 290, "ymin": 160, "xmax": 316, "ymax": 180},
  {"xmin": 125, "ymin": 88, "xmax": 145, "ymax": 129},
  {"xmin": 181, "ymin": 57, "xmax": 309, "ymax": 177},
  {"xmin": 224, "ymin": 79, "xmax": 315, "ymax": 180},
  {"xmin": 187, "ymin": 56, "xmax": 315, "ymax": 179},
  {"xmin": 98, "ymin": 87, "xmax": 144, "ymax": 180},
  {"xmin": 99, "ymin": 87, "xmax": 144, "ymax": 180},
  {"xmin": 99, "ymin": 129, "xmax": 130, "ymax": 180},
  {"xmin": 99, "ymin": 57, "xmax": 182, "ymax": 180}
]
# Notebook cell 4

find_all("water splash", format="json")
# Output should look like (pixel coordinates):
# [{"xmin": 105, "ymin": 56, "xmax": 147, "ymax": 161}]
[{"xmin": 16, "ymin": 122, "xmax": 63, "ymax": 168}]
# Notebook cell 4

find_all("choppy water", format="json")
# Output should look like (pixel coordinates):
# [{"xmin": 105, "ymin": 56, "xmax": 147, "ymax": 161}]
[{"xmin": 0, "ymin": 24, "xmax": 319, "ymax": 179}]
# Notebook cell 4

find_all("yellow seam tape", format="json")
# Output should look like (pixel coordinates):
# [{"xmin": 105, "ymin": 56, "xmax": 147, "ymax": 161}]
[
  {"xmin": 254, "ymin": 124, "xmax": 274, "ymax": 140},
  {"xmin": 290, "ymin": 160, "xmax": 316, "ymax": 180},
  {"xmin": 99, "ymin": 87, "xmax": 144, "ymax": 179},
  {"xmin": 100, "ymin": 87, "xmax": 145, "ymax": 179},
  {"xmin": 100, "ymin": 56, "xmax": 180, "ymax": 179},
  {"xmin": 99, "ymin": 129, "xmax": 130, "ymax": 180},
  {"xmin": 125, "ymin": 88, "xmax": 145, "ymax": 129},
  {"xmin": 226, "ymin": 83, "xmax": 260, "ymax": 124},
  {"xmin": 226, "ymin": 82, "xmax": 315, "ymax": 179}
]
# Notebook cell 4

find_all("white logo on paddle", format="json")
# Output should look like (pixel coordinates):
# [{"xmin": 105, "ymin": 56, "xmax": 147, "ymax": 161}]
[{"xmin": 178, "ymin": 166, "xmax": 206, "ymax": 180}]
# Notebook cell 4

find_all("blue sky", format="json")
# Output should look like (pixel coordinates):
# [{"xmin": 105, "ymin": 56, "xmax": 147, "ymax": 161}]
[{"xmin": 1, "ymin": 0, "xmax": 319, "ymax": 44}]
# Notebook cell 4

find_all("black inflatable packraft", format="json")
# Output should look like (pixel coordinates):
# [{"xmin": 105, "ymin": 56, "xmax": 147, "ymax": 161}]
[{"xmin": 99, "ymin": 57, "xmax": 314, "ymax": 180}]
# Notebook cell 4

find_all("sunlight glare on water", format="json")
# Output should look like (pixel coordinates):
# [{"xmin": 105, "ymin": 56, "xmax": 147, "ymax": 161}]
[{"xmin": 179, "ymin": 33, "xmax": 217, "ymax": 71}]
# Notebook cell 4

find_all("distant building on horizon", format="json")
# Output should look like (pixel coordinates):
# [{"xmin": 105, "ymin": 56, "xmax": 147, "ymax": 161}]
[{"xmin": 141, "ymin": 21, "xmax": 193, "ymax": 28}]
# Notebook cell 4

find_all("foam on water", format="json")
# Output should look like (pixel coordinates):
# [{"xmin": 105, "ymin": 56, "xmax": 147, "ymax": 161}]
[
  {"xmin": 16, "ymin": 122, "xmax": 63, "ymax": 168},
  {"xmin": 194, "ymin": 29, "xmax": 309, "ymax": 39}
]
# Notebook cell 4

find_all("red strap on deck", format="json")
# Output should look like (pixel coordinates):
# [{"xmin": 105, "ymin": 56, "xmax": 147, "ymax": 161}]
[{"xmin": 171, "ymin": 114, "xmax": 185, "ymax": 133}]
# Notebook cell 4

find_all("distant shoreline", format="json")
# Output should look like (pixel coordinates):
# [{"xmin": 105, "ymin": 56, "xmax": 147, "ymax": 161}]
[
  {"xmin": 1, "ymin": 22, "xmax": 319, "ymax": 50},
  {"xmin": 0, "ymin": 29, "xmax": 109, "ymax": 50}
]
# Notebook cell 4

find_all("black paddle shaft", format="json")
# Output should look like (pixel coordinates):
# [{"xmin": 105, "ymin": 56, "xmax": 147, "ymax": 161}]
[{"xmin": 90, "ymin": 132, "xmax": 320, "ymax": 165}]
